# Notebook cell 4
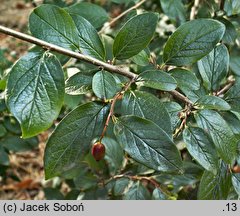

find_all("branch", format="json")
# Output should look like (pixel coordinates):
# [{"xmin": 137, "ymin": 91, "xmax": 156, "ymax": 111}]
[
  {"xmin": 99, "ymin": 0, "xmax": 147, "ymax": 34},
  {"xmin": 0, "ymin": 25, "xmax": 137, "ymax": 79},
  {"xmin": 0, "ymin": 25, "xmax": 193, "ymax": 105},
  {"xmin": 190, "ymin": 0, "xmax": 200, "ymax": 20},
  {"xmin": 169, "ymin": 90, "xmax": 193, "ymax": 105},
  {"xmin": 216, "ymin": 80, "xmax": 235, "ymax": 96},
  {"xmin": 107, "ymin": 174, "xmax": 170, "ymax": 195}
]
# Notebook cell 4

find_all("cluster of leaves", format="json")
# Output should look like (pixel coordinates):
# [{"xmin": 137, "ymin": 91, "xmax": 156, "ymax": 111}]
[{"xmin": 1, "ymin": 0, "xmax": 240, "ymax": 199}]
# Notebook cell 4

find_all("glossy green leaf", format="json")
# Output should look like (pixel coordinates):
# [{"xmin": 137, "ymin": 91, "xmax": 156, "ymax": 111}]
[
  {"xmin": 0, "ymin": 124, "xmax": 7, "ymax": 138},
  {"xmin": 92, "ymin": 71, "xmax": 118, "ymax": 100},
  {"xmin": 3, "ymin": 116, "xmax": 21, "ymax": 135},
  {"xmin": 170, "ymin": 68, "xmax": 200, "ymax": 90},
  {"xmin": 114, "ymin": 116, "xmax": 182, "ymax": 172},
  {"xmin": 44, "ymin": 102, "xmax": 109, "ymax": 179},
  {"xmin": 198, "ymin": 161, "xmax": 231, "ymax": 200},
  {"xmin": 44, "ymin": 188, "xmax": 65, "ymax": 200},
  {"xmin": 0, "ymin": 146, "xmax": 9, "ymax": 166},
  {"xmin": 197, "ymin": 44, "xmax": 229, "ymax": 91},
  {"xmin": 180, "ymin": 86, "xmax": 207, "ymax": 104},
  {"xmin": 74, "ymin": 170, "xmax": 98, "ymax": 190},
  {"xmin": 163, "ymin": 19, "xmax": 225, "ymax": 66},
  {"xmin": 163, "ymin": 102, "xmax": 182, "ymax": 131},
  {"xmin": 69, "ymin": 14, "xmax": 105, "ymax": 60},
  {"xmin": 102, "ymin": 137, "xmax": 124, "ymax": 175},
  {"xmin": 221, "ymin": 112, "xmax": 240, "ymax": 136},
  {"xmin": 121, "ymin": 90, "xmax": 172, "ymax": 137},
  {"xmin": 195, "ymin": 110, "xmax": 237, "ymax": 164},
  {"xmin": 6, "ymin": 51, "xmax": 64, "ymax": 138},
  {"xmin": 160, "ymin": 0, "xmax": 186, "ymax": 23},
  {"xmin": 123, "ymin": 181, "xmax": 151, "ymax": 200},
  {"xmin": 195, "ymin": 95, "xmax": 231, "ymax": 111},
  {"xmin": 29, "ymin": 4, "xmax": 79, "ymax": 50},
  {"xmin": 0, "ymin": 136, "xmax": 39, "ymax": 152},
  {"xmin": 66, "ymin": 2, "xmax": 108, "ymax": 29},
  {"xmin": 152, "ymin": 188, "xmax": 168, "ymax": 200},
  {"xmin": 111, "ymin": 0, "xmax": 133, "ymax": 4},
  {"xmin": 232, "ymin": 173, "xmax": 240, "ymax": 196},
  {"xmin": 217, "ymin": 17, "xmax": 237, "ymax": 44},
  {"xmin": 113, "ymin": 13, "xmax": 158, "ymax": 60},
  {"xmin": 131, "ymin": 49, "xmax": 150, "ymax": 66},
  {"xmin": 183, "ymin": 127, "xmax": 218, "ymax": 173},
  {"xmin": 224, "ymin": 79, "xmax": 240, "ymax": 112},
  {"xmin": 224, "ymin": 0, "xmax": 240, "ymax": 16},
  {"xmin": 65, "ymin": 72, "xmax": 93, "ymax": 95},
  {"xmin": 137, "ymin": 70, "xmax": 177, "ymax": 91},
  {"xmin": 230, "ymin": 56, "xmax": 240, "ymax": 76},
  {"xmin": 113, "ymin": 178, "xmax": 130, "ymax": 196}
]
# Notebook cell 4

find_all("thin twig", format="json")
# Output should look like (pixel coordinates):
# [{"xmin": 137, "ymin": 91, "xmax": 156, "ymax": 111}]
[
  {"xmin": 190, "ymin": 0, "xmax": 200, "ymax": 20},
  {"xmin": 0, "ymin": 25, "xmax": 137, "ymax": 79},
  {"xmin": 106, "ymin": 174, "xmax": 171, "ymax": 196},
  {"xmin": 99, "ymin": 0, "xmax": 147, "ymax": 34},
  {"xmin": 100, "ymin": 77, "xmax": 136, "ymax": 142},
  {"xmin": 0, "ymin": 25, "xmax": 193, "ymax": 105},
  {"xmin": 216, "ymin": 80, "xmax": 235, "ymax": 96}
]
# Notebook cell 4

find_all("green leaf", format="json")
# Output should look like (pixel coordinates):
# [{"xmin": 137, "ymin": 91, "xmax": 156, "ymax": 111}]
[
  {"xmin": 137, "ymin": 70, "xmax": 177, "ymax": 91},
  {"xmin": 221, "ymin": 112, "xmax": 240, "ymax": 136},
  {"xmin": 195, "ymin": 110, "xmax": 237, "ymax": 164},
  {"xmin": 92, "ymin": 71, "xmax": 118, "ymax": 100},
  {"xmin": 224, "ymin": 79, "xmax": 240, "ymax": 112},
  {"xmin": 224, "ymin": 0, "xmax": 240, "ymax": 16},
  {"xmin": 65, "ymin": 72, "xmax": 93, "ymax": 95},
  {"xmin": 0, "ymin": 146, "xmax": 9, "ymax": 166},
  {"xmin": 181, "ymin": 85, "xmax": 207, "ymax": 103},
  {"xmin": 66, "ymin": 2, "xmax": 108, "ymax": 29},
  {"xmin": 114, "ymin": 115, "xmax": 182, "ymax": 172},
  {"xmin": 170, "ymin": 68, "xmax": 200, "ymax": 90},
  {"xmin": 163, "ymin": 19, "xmax": 225, "ymax": 66},
  {"xmin": 198, "ymin": 161, "xmax": 231, "ymax": 200},
  {"xmin": 163, "ymin": 102, "xmax": 182, "ymax": 131},
  {"xmin": 102, "ymin": 137, "xmax": 124, "ymax": 175},
  {"xmin": 160, "ymin": 0, "xmax": 186, "ymax": 23},
  {"xmin": 111, "ymin": 0, "xmax": 134, "ymax": 4},
  {"xmin": 0, "ymin": 124, "xmax": 7, "ymax": 138},
  {"xmin": 121, "ymin": 90, "xmax": 172, "ymax": 137},
  {"xmin": 113, "ymin": 178, "xmax": 130, "ymax": 196},
  {"xmin": 152, "ymin": 188, "xmax": 168, "ymax": 200},
  {"xmin": 195, "ymin": 95, "xmax": 231, "ymax": 111},
  {"xmin": 123, "ymin": 181, "xmax": 151, "ymax": 200},
  {"xmin": 3, "ymin": 116, "xmax": 21, "ymax": 135},
  {"xmin": 74, "ymin": 170, "xmax": 98, "ymax": 190},
  {"xmin": 6, "ymin": 51, "xmax": 64, "ymax": 138},
  {"xmin": 0, "ymin": 136, "xmax": 39, "ymax": 152},
  {"xmin": 44, "ymin": 188, "xmax": 65, "ymax": 200},
  {"xmin": 29, "ymin": 4, "xmax": 79, "ymax": 50},
  {"xmin": 197, "ymin": 44, "xmax": 229, "ymax": 91},
  {"xmin": 131, "ymin": 49, "xmax": 150, "ymax": 66},
  {"xmin": 232, "ymin": 173, "xmax": 240, "ymax": 196},
  {"xmin": 230, "ymin": 56, "xmax": 240, "ymax": 76},
  {"xmin": 69, "ymin": 14, "xmax": 105, "ymax": 60},
  {"xmin": 113, "ymin": 13, "xmax": 158, "ymax": 60},
  {"xmin": 44, "ymin": 102, "xmax": 109, "ymax": 179},
  {"xmin": 217, "ymin": 17, "xmax": 237, "ymax": 45},
  {"xmin": 183, "ymin": 127, "xmax": 218, "ymax": 173}
]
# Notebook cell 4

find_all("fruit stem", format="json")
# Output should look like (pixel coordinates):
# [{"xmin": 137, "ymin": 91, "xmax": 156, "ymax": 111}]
[{"xmin": 99, "ymin": 77, "xmax": 136, "ymax": 142}]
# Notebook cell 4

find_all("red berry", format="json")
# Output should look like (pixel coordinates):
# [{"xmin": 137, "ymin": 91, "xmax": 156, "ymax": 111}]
[{"xmin": 91, "ymin": 142, "xmax": 106, "ymax": 161}]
